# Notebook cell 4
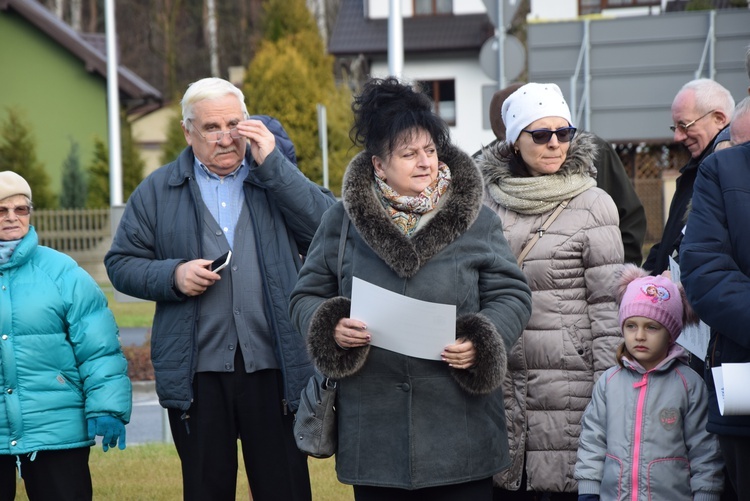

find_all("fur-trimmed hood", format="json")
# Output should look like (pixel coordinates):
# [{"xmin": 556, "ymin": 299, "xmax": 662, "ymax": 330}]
[
  {"xmin": 477, "ymin": 131, "xmax": 599, "ymax": 186},
  {"xmin": 341, "ymin": 143, "xmax": 484, "ymax": 278}
]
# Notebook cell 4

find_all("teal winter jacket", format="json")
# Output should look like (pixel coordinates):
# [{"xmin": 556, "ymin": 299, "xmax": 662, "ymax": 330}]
[{"xmin": 0, "ymin": 227, "xmax": 131, "ymax": 455}]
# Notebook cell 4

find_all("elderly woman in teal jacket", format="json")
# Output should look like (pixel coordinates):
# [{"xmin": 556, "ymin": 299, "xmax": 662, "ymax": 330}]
[
  {"xmin": 0, "ymin": 172, "xmax": 131, "ymax": 500},
  {"xmin": 290, "ymin": 78, "xmax": 532, "ymax": 501}
]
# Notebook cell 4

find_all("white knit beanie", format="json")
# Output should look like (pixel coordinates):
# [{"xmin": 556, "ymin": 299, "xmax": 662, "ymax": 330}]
[
  {"xmin": 0, "ymin": 171, "xmax": 32, "ymax": 201},
  {"xmin": 501, "ymin": 83, "xmax": 573, "ymax": 144}
]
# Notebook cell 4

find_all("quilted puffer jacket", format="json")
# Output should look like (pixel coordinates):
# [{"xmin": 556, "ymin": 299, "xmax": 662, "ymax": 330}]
[
  {"xmin": 0, "ymin": 227, "xmax": 131, "ymax": 455},
  {"xmin": 477, "ymin": 132, "xmax": 624, "ymax": 493}
]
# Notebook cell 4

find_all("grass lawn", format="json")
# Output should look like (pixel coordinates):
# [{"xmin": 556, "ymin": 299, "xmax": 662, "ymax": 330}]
[
  {"xmin": 89, "ymin": 290, "xmax": 353, "ymax": 499},
  {"xmin": 15, "ymin": 443, "xmax": 353, "ymax": 500}
]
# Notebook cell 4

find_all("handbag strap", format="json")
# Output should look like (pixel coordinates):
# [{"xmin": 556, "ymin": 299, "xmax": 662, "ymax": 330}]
[
  {"xmin": 516, "ymin": 199, "xmax": 570, "ymax": 267},
  {"xmin": 337, "ymin": 210, "xmax": 349, "ymax": 294}
]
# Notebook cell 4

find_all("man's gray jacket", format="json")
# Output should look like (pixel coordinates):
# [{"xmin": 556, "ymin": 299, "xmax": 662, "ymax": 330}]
[{"xmin": 104, "ymin": 145, "xmax": 336, "ymax": 412}]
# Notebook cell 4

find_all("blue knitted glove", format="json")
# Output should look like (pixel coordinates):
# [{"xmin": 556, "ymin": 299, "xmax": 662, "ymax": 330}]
[
  {"xmin": 579, "ymin": 495, "xmax": 600, "ymax": 501},
  {"xmin": 87, "ymin": 416, "xmax": 126, "ymax": 452}
]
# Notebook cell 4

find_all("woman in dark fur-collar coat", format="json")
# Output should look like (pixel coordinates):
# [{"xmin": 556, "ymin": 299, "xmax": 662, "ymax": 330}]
[{"xmin": 289, "ymin": 77, "xmax": 532, "ymax": 500}]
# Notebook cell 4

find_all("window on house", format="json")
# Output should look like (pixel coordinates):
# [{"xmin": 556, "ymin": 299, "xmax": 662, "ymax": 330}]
[
  {"xmin": 414, "ymin": 0, "xmax": 452, "ymax": 16},
  {"xmin": 418, "ymin": 80, "xmax": 456, "ymax": 125},
  {"xmin": 579, "ymin": 0, "xmax": 660, "ymax": 15}
]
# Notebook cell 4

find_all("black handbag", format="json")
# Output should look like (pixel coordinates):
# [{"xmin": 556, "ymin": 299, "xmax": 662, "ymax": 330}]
[
  {"xmin": 293, "ymin": 211, "xmax": 349, "ymax": 458},
  {"xmin": 293, "ymin": 370, "xmax": 338, "ymax": 458}
]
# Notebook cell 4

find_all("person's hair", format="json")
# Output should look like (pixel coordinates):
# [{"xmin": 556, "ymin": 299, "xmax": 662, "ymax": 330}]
[
  {"xmin": 616, "ymin": 341, "xmax": 633, "ymax": 368},
  {"xmin": 676, "ymin": 78, "xmax": 735, "ymax": 119},
  {"xmin": 508, "ymin": 148, "xmax": 534, "ymax": 177},
  {"xmin": 181, "ymin": 78, "xmax": 248, "ymax": 131},
  {"xmin": 350, "ymin": 77, "xmax": 450, "ymax": 159},
  {"xmin": 0, "ymin": 195, "xmax": 32, "ymax": 207},
  {"xmin": 489, "ymin": 82, "xmax": 524, "ymax": 141},
  {"xmin": 730, "ymin": 96, "xmax": 750, "ymax": 144}
]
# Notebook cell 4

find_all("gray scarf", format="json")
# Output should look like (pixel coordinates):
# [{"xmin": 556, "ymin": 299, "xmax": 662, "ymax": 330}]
[{"xmin": 487, "ymin": 173, "xmax": 595, "ymax": 215}]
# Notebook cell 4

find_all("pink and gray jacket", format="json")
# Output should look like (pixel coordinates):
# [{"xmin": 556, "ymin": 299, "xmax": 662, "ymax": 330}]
[{"xmin": 575, "ymin": 345, "xmax": 724, "ymax": 501}]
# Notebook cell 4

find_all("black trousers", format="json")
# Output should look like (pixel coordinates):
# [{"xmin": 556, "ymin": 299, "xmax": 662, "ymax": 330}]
[
  {"xmin": 168, "ymin": 358, "xmax": 311, "ymax": 501},
  {"xmin": 0, "ymin": 447, "xmax": 92, "ymax": 501},
  {"xmin": 718, "ymin": 434, "xmax": 750, "ymax": 500},
  {"xmin": 354, "ymin": 477, "xmax": 493, "ymax": 501}
]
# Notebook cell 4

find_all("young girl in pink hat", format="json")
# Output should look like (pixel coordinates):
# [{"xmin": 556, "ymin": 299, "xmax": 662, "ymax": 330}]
[{"xmin": 574, "ymin": 264, "xmax": 724, "ymax": 501}]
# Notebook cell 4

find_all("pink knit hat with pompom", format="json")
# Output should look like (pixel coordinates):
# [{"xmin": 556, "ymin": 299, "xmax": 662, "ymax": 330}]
[{"xmin": 616, "ymin": 264, "xmax": 698, "ymax": 343}]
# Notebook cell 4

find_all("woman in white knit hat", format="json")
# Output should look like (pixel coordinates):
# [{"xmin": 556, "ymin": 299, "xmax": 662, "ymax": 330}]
[
  {"xmin": 475, "ymin": 83, "xmax": 624, "ymax": 500},
  {"xmin": 0, "ymin": 171, "xmax": 131, "ymax": 500}
]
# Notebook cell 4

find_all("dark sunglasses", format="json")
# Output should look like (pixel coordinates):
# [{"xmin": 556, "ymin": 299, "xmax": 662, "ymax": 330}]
[
  {"xmin": 521, "ymin": 126, "xmax": 577, "ymax": 145},
  {"xmin": 0, "ymin": 205, "xmax": 32, "ymax": 217}
]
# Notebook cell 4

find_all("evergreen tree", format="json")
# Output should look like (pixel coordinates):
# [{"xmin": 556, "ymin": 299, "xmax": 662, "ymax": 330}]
[
  {"xmin": 86, "ymin": 115, "xmax": 145, "ymax": 208},
  {"xmin": 243, "ymin": 0, "xmax": 352, "ymax": 195},
  {"xmin": 0, "ymin": 107, "xmax": 55, "ymax": 208},
  {"xmin": 87, "ymin": 137, "xmax": 110, "ymax": 208},
  {"xmin": 59, "ymin": 139, "xmax": 88, "ymax": 208},
  {"xmin": 161, "ymin": 105, "xmax": 188, "ymax": 165}
]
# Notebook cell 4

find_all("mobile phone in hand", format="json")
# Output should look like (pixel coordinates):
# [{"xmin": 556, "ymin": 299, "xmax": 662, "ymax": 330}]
[{"xmin": 209, "ymin": 250, "xmax": 232, "ymax": 273}]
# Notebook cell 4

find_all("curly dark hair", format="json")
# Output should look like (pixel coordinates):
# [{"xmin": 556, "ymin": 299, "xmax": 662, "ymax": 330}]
[{"xmin": 349, "ymin": 77, "xmax": 450, "ymax": 159}]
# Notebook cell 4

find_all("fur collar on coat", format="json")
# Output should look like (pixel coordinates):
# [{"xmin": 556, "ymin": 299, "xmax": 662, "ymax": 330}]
[
  {"xmin": 477, "ymin": 131, "xmax": 599, "ymax": 186},
  {"xmin": 341, "ymin": 143, "xmax": 483, "ymax": 278},
  {"xmin": 304, "ymin": 143, "xmax": 513, "ymax": 395}
]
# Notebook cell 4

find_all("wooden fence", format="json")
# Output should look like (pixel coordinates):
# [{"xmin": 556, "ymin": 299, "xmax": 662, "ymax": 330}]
[{"xmin": 33, "ymin": 208, "xmax": 111, "ymax": 255}]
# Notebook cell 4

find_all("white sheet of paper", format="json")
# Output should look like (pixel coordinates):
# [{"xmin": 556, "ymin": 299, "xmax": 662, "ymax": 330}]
[
  {"xmin": 349, "ymin": 277, "xmax": 456, "ymax": 361},
  {"xmin": 711, "ymin": 363, "xmax": 750, "ymax": 416},
  {"xmin": 668, "ymin": 256, "xmax": 709, "ymax": 361}
]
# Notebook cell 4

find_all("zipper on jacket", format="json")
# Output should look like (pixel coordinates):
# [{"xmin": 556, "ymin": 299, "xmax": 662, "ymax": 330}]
[
  {"xmin": 181, "ymin": 411, "xmax": 191, "ymax": 435},
  {"xmin": 631, "ymin": 373, "xmax": 649, "ymax": 501}
]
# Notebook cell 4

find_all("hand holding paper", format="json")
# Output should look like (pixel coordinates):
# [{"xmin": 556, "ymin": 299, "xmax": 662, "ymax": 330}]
[{"xmin": 350, "ymin": 277, "xmax": 456, "ymax": 361}]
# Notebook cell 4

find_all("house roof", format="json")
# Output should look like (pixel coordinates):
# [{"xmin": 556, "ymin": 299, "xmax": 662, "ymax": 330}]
[
  {"xmin": 328, "ymin": 0, "xmax": 494, "ymax": 57},
  {"xmin": 0, "ymin": 0, "xmax": 162, "ymax": 113}
]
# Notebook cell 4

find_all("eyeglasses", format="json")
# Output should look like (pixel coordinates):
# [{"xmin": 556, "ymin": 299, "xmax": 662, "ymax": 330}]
[
  {"xmin": 669, "ymin": 110, "xmax": 715, "ymax": 133},
  {"xmin": 0, "ymin": 205, "xmax": 32, "ymax": 218},
  {"xmin": 187, "ymin": 119, "xmax": 242, "ymax": 143},
  {"xmin": 521, "ymin": 127, "xmax": 577, "ymax": 145}
]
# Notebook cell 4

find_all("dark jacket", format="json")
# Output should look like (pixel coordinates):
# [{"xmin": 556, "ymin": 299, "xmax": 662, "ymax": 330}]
[
  {"xmin": 680, "ymin": 141, "xmax": 750, "ymax": 436},
  {"xmin": 289, "ymin": 144, "xmax": 532, "ymax": 489},
  {"xmin": 643, "ymin": 129, "xmax": 726, "ymax": 274},
  {"xmin": 591, "ymin": 135, "xmax": 646, "ymax": 266},
  {"xmin": 104, "ymin": 146, "xmax": 336, "ymax": 412}
]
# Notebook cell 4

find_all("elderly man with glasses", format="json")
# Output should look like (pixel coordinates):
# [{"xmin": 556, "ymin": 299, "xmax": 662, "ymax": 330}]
[
  {"xmin": 105, "ymin": 77, "xmax": 335, "ymax": 501},
  {"xmin": 642, "ymin": 78, "xmax": 734, "ymax": 276}
]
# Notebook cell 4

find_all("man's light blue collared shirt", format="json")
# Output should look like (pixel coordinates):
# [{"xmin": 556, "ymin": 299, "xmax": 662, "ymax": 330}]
[{"xmin": 194, "ymin": 159, "xmax": 248, "ymax": 249}]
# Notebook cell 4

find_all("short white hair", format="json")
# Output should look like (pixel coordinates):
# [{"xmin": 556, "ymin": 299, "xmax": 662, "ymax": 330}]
[{"xmin": 181, "ymin": 78, "xmax": 248, "ymax": 130}]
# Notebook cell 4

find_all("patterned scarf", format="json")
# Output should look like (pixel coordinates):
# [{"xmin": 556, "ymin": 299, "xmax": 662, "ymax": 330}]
[
  {"xmin": 0, "ymin": 239, "xmax": 20, "ymax": 264},
  {"xmin": 376, "ymin": 162, "xmax": 451, "ymax": 235}
]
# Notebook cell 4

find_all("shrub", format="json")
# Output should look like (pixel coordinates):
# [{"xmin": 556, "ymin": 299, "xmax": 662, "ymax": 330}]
[{"xmin": 123, "ymin": 343, "xmax": 154, "ymax": 381}]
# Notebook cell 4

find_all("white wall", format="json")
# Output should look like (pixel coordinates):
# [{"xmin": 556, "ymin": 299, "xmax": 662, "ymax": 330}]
[
  {"xmin": 371, "ymin": 58, "xmax": 497, "ymax": 154},
  {"xmin": 367, "ymin": 0, "xmax": 486, "ymax": 19},
  {"xmin": 529, "ymin": 0, "xmax": 671, "ymax": 21}
]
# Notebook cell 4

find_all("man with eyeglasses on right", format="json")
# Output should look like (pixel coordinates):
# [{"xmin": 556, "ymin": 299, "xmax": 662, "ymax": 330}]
[{"xmin": 642, "ymin": 78, "xmax": 734, "ymax": 276}]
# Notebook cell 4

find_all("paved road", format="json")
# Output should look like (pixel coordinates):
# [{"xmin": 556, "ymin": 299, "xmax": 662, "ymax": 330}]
[
  {"xmin": 114, "ymin": 327, "xmax": 172, "ymax": 445},
  {"xmin": 119, "ymin": 327, "xmax": 149, "ymax": 347},
  {"xmin": 129, "ymin": 381, "xmax": 172, "ymax": 445}
]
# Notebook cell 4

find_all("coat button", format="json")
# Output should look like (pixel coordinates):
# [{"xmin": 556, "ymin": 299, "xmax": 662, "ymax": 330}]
[
  {"xmin": 1, "ymin": 335, "xmax": 7, "ymax": 340},
  {"xmin": 6, "ymin": 389, "xmax": 11, "ymax": 394},
  {"xmin": 399, "ymin": 383, "xmax": 411, "ymax": 392},
  {"xmin": 10, "ymin": 441, "xmax": 16, "ymax": 446}
]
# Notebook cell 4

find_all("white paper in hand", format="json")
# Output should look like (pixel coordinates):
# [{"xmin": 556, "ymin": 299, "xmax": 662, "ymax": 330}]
[{"xmin": 349, "ymin": 277, "xmax": 456, "ymax": 360}]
